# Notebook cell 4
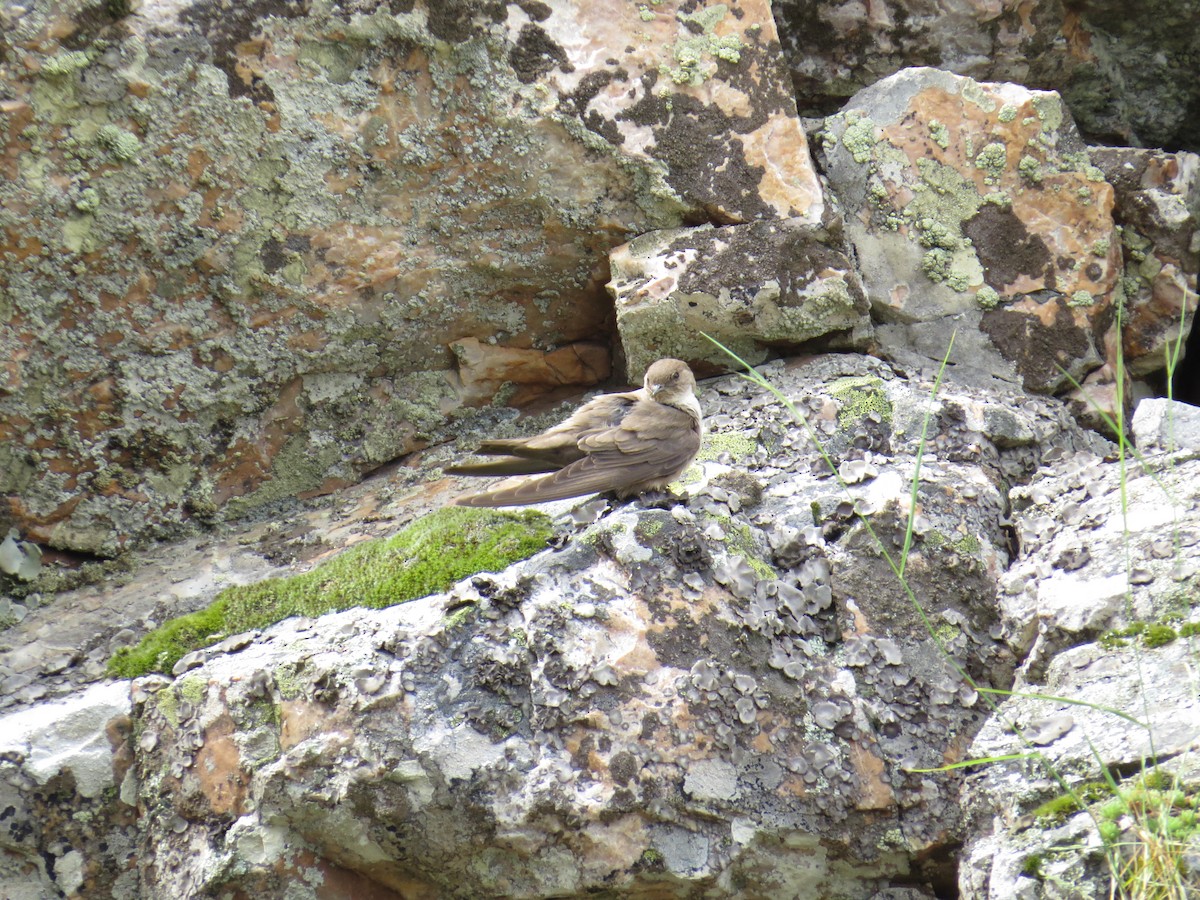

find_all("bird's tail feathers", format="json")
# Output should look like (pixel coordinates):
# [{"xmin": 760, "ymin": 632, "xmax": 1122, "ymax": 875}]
[
  {"xmin": 453, "ymin": 459, "xmax": 623, "ymax": 507},
  {"xmin": 444, "ymin": 457, "xmax": 560, "ymax": 477}
]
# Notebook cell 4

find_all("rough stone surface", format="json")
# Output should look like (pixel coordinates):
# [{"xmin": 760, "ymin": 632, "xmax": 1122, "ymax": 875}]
[
  {"xmin": 0, "ymin": 680, "xmax": 138, "ymax": 899},
  {"xmin": 820, "ymin": 67, "xmax": 1121, "ymax": 394},
  {"xmin": 0, "ymin": 354, "xmax": 1119, "ymax": 898},
  {"xmin": 0, "ymin": 0, "xmax": 820, "ymax": 554},
  {"xmin": 1090, "ymin": 147, "xmax": 1199, "ymax": 377},
  {"xmin": 961, "ymin": 447, "xmax": 1200, "ymax": 898},
  {"xmin": 773, "ymin": 0, "xmax": 1200, "ymax": 154},
  {"xmin": 1132, "ymin": 398, "xmax": 1200, "ymax": 454},
  {"xmin": 608, "ymin": 219, "xmax": 872, "ymax": 379}
]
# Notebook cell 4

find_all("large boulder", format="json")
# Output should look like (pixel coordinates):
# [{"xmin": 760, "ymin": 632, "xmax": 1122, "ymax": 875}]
[
  {"xmin": 821, "ymin": 67, "xmax": 1130, "ymax": 394},
  {"xmin": 608, "ymin": 219, "xmax": 871, "ymax": 379}
]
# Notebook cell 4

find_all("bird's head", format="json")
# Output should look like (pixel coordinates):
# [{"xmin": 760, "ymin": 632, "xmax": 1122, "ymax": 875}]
[{"xmin": 643, "ymin": 358, "xmax": 697, "ymax": 403}]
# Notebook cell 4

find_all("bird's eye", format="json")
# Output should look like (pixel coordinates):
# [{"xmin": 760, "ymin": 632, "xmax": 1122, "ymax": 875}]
[{"xmin": 672, "ymin": 372, "xmax": 679, "ymax": 380}]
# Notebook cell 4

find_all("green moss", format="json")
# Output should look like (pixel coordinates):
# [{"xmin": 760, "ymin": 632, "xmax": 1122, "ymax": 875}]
[
  {"xmin": 108, "ymin": 508, "xmax": 552, "ymax": 677},
  {"xmin": 109, "ymin": 599, "xmax": 231, "ymax": 679},
  {"xmin": 1034, "ymin": 781, "xmax": 1111, "ymax": 825},
  {"xmin": 1143, "ymin": 624, "xmax": 1178, "ymax": 649},
  {"xmin": 830, "ymin": 376, "xmax": 893, "ymax": 429},
  {"xmin": 1020, "ymin": 853, "xmax": 1045, "ymax": 879},
  {"xmin": 1179, "ymin": 622, "xmax": 1200, "ymax": 638}
]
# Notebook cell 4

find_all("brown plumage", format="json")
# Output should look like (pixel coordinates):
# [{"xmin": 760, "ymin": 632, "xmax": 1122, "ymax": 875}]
[{"xmin": 447, "ymin": 358, "xmax": 703, "ymax": 507}]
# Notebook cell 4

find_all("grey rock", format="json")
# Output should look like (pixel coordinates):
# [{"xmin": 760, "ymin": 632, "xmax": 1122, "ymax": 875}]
[{"xmin": 1132, "ymin": 398, "xmax": 1200, "ymax": 453}]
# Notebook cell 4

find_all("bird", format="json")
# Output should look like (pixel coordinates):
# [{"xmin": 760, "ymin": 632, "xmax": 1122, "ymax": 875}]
[{"xmin": 447, "ymin": 358, "xmax": 703, "ymax": 507}]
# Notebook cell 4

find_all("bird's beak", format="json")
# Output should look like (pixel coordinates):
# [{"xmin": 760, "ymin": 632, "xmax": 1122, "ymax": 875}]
[{"xmin": 649, "ymin": 383, "xmax": 663, "ymax": 397}]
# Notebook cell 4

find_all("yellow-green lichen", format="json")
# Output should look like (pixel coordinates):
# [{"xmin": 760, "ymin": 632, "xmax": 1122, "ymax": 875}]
[
  {"xmin": 961, "ymin": 81, "xmax": 997, "ymax": 113},
  {"xmin": 928, "ymin": 119, "xmax": 950, "ymax": 149},
  {"xmin": 695, "ymin": 430, "xmax": 759, "ymax": 462},
  {"xmin": 974, "ymin": 142, "xmax": 1007, "ymax": 184},
  {"xmin": 74, "ymin": 187, "xmax": 101, "ymax": 213},
  {"xmin": 998, "ymin": 104, "xmax": 1018, "ymax": 123},
  {"xmin": 178, "ymin": 674, "xmax": 207, "ymax": 706},
  {"xmin": 926, "ymin": 531, "xmax": 982, "ymax": 556},
  {"xmin": 1091, "ymin": 238, "xmax": 1110, "ymax": 257},
  {"xmin": 976, "ymin": 285, "xmax": 1000, "ymax": 309},
  {"xmin": 664, "ymin": 5, "xmax": 742, "ymax": 85},
  {"xmin": 1067, "ymin": 290, "xmax": 1095, "ymax": 308},
  {"xmin": 96, "ymin": 124, "xmax": 141, "ymax": 162},
  {"xmin": 841, "ymin": 116, "xmax": 877, "ymax": 164},
  {"xmin": 1031, "ymin": 95, "xmax": 1063, "ymax": 134},
  {"xmin": 40, "ymin": 51, "xmax": 93, "ymax": 78},
  {"xmin": 1018, "ymin": 155, "xmax": 1043, "ymax": 185},
  {"xmin": 710, "ymin": 515, "xmax": 775, "ymax": 580},
  {"xmin": 921, "ymin": 248, "xmax": 954, "ymax": 283},
  {"xmin": 156, "ymin": 688, "xmax": 180, "ymax": 728},
  {"xmin": 273, "ymin": 661, "xmax": 305, "ymax": 700},
  {"xmin": 107, "ymin": 508, "xmax": 553, "ymax": 677},
  {"xmin": 830, "ymin": 376, "xmax": 893, "ymax": 429}
]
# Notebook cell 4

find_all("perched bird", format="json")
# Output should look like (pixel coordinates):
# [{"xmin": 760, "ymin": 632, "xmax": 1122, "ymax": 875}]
[{"xmin": 448, "ymin": 358, "xmax": 703, "ymax": 507}]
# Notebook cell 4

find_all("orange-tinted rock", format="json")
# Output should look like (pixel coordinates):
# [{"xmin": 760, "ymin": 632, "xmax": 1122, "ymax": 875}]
[{"xmin": 821, "ymin": 67, "xmax": 1119, "ymax": 393}]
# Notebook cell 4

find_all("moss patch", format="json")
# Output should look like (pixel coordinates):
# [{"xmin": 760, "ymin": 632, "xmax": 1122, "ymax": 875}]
[{"xmin": 108, "ymin": 508, "xmax": 552, "ymax": 677}]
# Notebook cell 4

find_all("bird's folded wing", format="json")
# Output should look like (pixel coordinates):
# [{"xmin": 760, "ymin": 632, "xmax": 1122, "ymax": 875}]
[
  {"xmin": 466, "ymin": 393, "xmax": 638, "ymax": 465},
  {"xmin": 455, "ymin": 402, "xmax": 699, "ymax": 507}
]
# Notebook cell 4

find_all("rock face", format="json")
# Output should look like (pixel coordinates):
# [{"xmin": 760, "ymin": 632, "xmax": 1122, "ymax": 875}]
[
  {"xmin": 0, "ymin": 355, "xmax": 1128, "ymax": 899},
  {"xmin": 608, "ymin": 219, "xmax": 871, "ymax": 379},
  {"xmin": 960, "ymin": 407, "xmax": 1200, "ymax": 898},
  {"xmin": 773, "ymin": 0, "xmax": 1200, "ymax": 153},
  {"xmin": 0, "ymin": 0, "xmax": 820, "ymax": 554}
]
